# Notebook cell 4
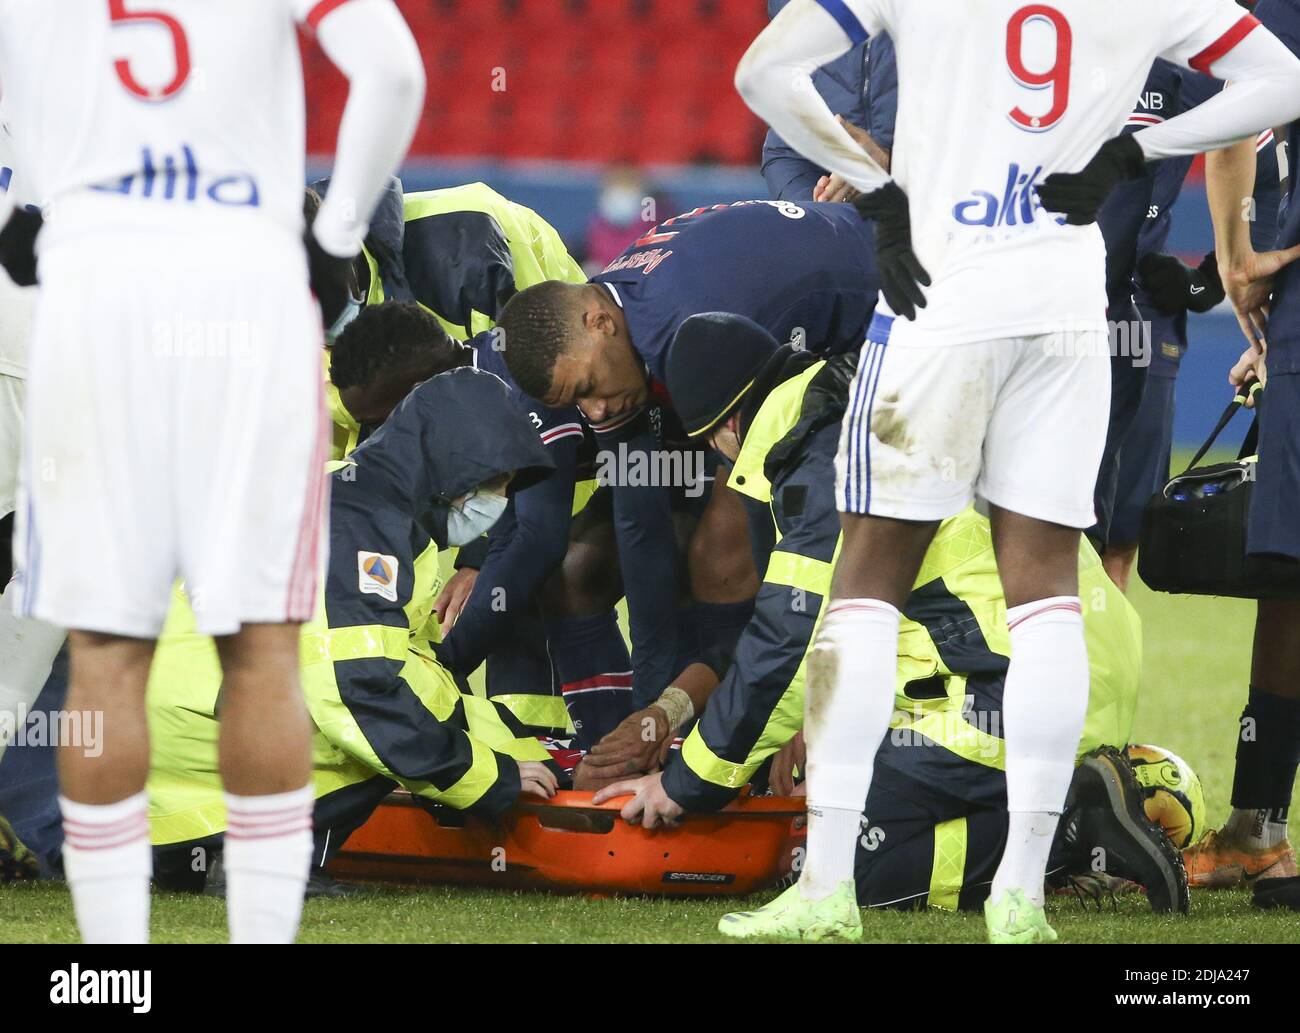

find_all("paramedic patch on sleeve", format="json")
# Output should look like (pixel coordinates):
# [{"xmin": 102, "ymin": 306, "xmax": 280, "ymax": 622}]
[{"xmin": 357, "ymin": 551, "xmax": 399, "ymax": 602}]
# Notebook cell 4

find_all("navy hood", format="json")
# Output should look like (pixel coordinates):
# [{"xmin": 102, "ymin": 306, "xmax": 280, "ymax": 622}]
[{"xmin": 346, "ymin": 368, "xmax": 555, "ymax": 546}]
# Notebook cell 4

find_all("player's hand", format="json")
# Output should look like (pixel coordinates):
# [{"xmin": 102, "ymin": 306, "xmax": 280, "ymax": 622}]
[
  {"xmin": 814, "ymin": 173, "xmax": 858, "ymax": 204},
  {"xmin": 853, "ymin": 180, "xmax": 931, "ymax": 321},
  {"xmin": 768, "ymin": 731, "xmax": 805, "ymax": 797},
  {"xmin": 591, "ymin": 771, "xmax": 684, "ymax": 829},
  {"xmin": 815, "ymin": 118, "xmax": 891, "ymax": 203},
  {"xmin": 518, "ymin": 761, "xmax": 558, "ymax": 800},
  {"xmin": 1219, "ymin": 244, "xmax": 1300, "ymax": 351},
  {"xmin": 1037, "ymin": 134, "xmax": 1146, "ymax": 226},
  {"xmin": 1230, "ymin": 344, "xmax": 1266, "ymax": 403},
  {"xmin": 434, "ymin": 567, "xmax": 478, "ymax": 635},
  {"xmin": 0, "ymin": 206, "xmax": 42, "ymax": 287},
  {"xmin": 1138, "ymin": 251, "xmax": 1225, "ymax": 317},
  {"xmin": 581, "ymin": 705, "xmax": 671, "ymax": 779}
]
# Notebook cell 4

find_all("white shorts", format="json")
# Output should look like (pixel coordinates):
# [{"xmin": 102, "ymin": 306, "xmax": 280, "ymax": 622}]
[
  {"xmin": 835, "ymin": 313, "xmax": 1111, "ymax": 529},
  {"xmin": 0, "ymin": 273, "xmax": 36, "ymax": 520},
  {"xmin": 13, "ymin": 231, "xmax": 330, "ymax": 638}
]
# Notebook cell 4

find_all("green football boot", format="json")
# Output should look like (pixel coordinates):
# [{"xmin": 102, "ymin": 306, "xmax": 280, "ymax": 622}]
[
  {"xmin": 718, "ymin": 879, "xmax": 862, "ymax": 942},
  {"xmin": 984, "ymin": 888, "xmax": 1058, "ymax": 944},
  {"xmin": 0, "ymin": 813, "xmax": 40, "ymax": 882}
]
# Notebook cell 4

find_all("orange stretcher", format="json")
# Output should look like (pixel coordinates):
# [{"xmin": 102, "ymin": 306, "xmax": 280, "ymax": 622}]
[{"xmin": 328, "ymin": 789, "xmax": 807, "ymax": 896}]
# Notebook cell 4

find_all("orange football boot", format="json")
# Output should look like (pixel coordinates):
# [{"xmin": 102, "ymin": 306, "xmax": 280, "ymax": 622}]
[{"xmin": 1182, "ymin": 828, "xmax": 1297, "ymax": 889}]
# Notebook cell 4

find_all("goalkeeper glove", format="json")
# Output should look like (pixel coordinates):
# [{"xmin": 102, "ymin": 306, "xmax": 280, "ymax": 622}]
[
  {"xmin": 1037, "ymin": 134, "xmax": 1147, "ymax": 226},
  {"xmin": 0, "ymin": 206, "xmax": 42, "ymax": 287},
  {"xmin": 1138, "ymin": 250, "xmax": 1225, "ymax": 316},
  {"xmin": 853, "ymin": 180, "xmax": 931, "ymax": 321}
]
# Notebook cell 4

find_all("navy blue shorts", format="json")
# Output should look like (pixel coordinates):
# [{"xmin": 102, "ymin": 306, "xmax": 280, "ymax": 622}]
[
  {"xmin": 1092, "ymin": 302, "xmax": 1149, "ymax": 547},
  {"xmin": 1108, "ymin": 373, "xmax": 1176, "ymax": 545},
  {"xmin": 1248, "ymin": 370, "xmax": 1300, "ymax": 560}
]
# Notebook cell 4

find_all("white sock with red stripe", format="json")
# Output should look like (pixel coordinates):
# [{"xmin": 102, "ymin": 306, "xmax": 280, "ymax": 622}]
[
  {"xmin": 223, "ymin": 784, "xmax": 314, "ymax": 944},
  {"xmin": 991, "ymin": 596, "xmax": 1090, "ymax": 908},
  {"xmin": 60, "ymin": 791, "xmax": 151, "ymax": 944},
  {"xmin": 800, "ymin": 598, "xmax": 900, "ymax": 902}
]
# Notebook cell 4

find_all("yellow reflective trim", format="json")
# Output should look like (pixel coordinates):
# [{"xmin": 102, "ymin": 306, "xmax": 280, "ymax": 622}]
[
  {"xmin": 431, "ymin": 734, "xmax": 499, "ymax": 809},
  {"xmin": 299, "ymin": 624, "xmax": 409, "ymax": 667},
  {"xmin": 764, "ymin": 550, "xmax": 834, "ymax": 596},
  {"xmin": 462, "ymin": 696, "xmax": 555, "ymax": 761},
  {"xmin": 572, "ymin": 476, "xmax": 598, "ymax": 517},
  {"xmin": 928, "ymin": 817, "xmax": 967, "ymax": 912},
  {"xmin": 681, "ymin": 726, "xmax": 750, "ymax": 790},
  {"xmin": 728, "ymin": 361, "xmax": 826, "ymax": 504},
  {"xmin": 489, "ymin": 693, "xmax": 574, "ymax": 734},
  {"xmin": 892, "ymin": 708, "xmax": 1005, "ymax": 771}
]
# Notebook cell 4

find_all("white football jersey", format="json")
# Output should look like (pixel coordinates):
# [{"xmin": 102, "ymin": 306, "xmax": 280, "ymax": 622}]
[
  {"xmin": 836, "ymin": 0, "xmax": 1256, "ymax": 344},
  {"xmin": 0, "ymin": 0, "xmax": 341, "ymax": 242}
]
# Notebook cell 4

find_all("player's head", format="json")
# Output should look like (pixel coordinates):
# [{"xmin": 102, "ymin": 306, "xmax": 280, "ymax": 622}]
[
  {"xmin": 499, "ymin": 280, "xmax": 647, "ymax": 423},
  {"xmin": 665, "ymin": 313, "xmax": 780, "ymax": 462},
  {"xmin": 330, "ymin": 301, "xmax": 472, "ymax": 425}
]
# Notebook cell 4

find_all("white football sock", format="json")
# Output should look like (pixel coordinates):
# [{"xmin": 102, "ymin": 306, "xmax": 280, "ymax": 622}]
[
  {"xmin": 59, "ymin": 791, "xmax": 151, "ymax": 944},
  {"xmin": 0, "ymin": 583, "xmax": 65, "ymax": 766},
  {"xmin": 223, "ymin": 784, "xmax": 314, "ymax": 944},
  {"xmin": 800, "ymin": 599, "xmax": 899, "ymax": 901},
  {"xmin": 1224, "ymin": 807, "xmax": 1290, "ymax": 850},
  {"xmin": 991, "ymin": 596, "xmax": 1089, "ymax": 908}
]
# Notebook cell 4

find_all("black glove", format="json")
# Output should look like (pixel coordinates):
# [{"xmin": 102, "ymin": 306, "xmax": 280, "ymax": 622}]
[
  {"xmin": 853, "ymin": 180, "xmax": 931, "ymax": 321},
  {"xmin": 1037, "ymin": 134, "xmax": 1147, "ymax": 226},
  {"xmin": 304, "ymin": 226, "xmax": 359, "ymax": 330},
  {"xmin": 0, "ymin": 206, "xmax": 42, "ymax": 287},
  {"xmin": 1138, "ymin": 250, "xmax": 1225, "ymax": 316}
]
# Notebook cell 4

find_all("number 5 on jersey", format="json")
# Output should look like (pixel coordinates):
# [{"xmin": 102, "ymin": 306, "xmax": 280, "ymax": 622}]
[{"xmin": 109, "ymin": 0, "xmax": 192, "ymax": 102}]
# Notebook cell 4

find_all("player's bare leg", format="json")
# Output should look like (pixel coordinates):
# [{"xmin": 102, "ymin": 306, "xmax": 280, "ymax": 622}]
[
  {"xmin": 802, "ymin": 511, "xmax": 938, "ymax": 889},
  {"xmin": 719, "ymin": 512, "xmax": 936, "ymax": 940},
  {"xmin": 1100, "ymin": 542, "xmax": 1138, "ymax": 593},
  {"xmin": 1185, "ymin": 598, "xmax": 1300, "ymax": 891},
  {"xmin": 58, "ymin": 631, "xmax": 157, "ymax": 944},
  {"xmin": 985, "ymin": 505, "xmax": 1089, "ymax": 927},
  {"xmin": 215, "ymin": 622, "xmax": 314, "ymax": 944}
]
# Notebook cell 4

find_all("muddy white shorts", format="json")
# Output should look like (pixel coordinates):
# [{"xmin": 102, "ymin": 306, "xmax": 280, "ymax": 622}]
[
  {"xmin": 836, "ymin": 313, "xmax": 1111, "ymax": 529},
  {"xmin": 13, "ymin": 229, "xmax": 330, "ymax": 638}
]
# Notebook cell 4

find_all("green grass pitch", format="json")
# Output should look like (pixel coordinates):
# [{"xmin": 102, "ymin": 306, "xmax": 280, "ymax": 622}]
[{"xmin": 1, "ymin": 544, "xmax": 1295, "ymax": 943}]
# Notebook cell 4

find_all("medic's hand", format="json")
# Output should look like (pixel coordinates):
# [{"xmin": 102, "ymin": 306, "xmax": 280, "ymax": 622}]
[
  {"xmin": 518, "ymin": 761, "xmax": 558, "ymax": 800},
  {"xmin": 768, "ymin": 731, "xmax": 806, "ymax": 797},
  {"xmin": 592, "ymin": 771, "xmax": 684, "ymax": 830},
  {"xmin": 435, "ymin": 567, "xmax": 479, "ymax": 636}
]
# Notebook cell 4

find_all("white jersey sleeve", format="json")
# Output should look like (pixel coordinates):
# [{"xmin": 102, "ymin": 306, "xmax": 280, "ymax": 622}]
[
  {"xmin": 735, "ymin": 0, "xmax": 891, "ymax": 194},
  {"xmin": 306, "ymin": 0, "xmax": 424, "ymax": 258},
  {"xmin": 1137, "ymin": 11, "xmax": 1300, "ymax": 161}
]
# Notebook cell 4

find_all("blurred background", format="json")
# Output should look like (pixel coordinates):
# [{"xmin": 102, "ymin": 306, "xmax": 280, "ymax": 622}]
[{"xmin": 302, "ymin": 0, "xmax": 1253, "ymax": 452}]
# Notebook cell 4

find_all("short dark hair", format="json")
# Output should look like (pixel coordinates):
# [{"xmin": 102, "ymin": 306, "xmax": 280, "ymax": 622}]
[
  {"xmin": 330, "ymin": 301, "xmax": 468, "ymax": 391},
  {"xmin": 499, "ymin": 281, "xmax": 585, "ymax": 399}
]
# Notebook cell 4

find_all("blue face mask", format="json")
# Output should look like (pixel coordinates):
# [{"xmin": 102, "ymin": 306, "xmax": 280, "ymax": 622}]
[
  {"xmin": 445, "ymin": 489, "xmax": 508, "ymax": 546},
  {"xmin": 326, "ymin": 295, "xmax": 363, "ymax": 343}
]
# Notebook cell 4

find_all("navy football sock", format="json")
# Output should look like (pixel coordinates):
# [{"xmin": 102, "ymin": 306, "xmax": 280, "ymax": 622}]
[
  {"xmin": 545, "ymin": 611, "xmax": 634, "ymax": 753},
  {"xmin": 1230, "ymin": 686, "xmax": 1300, "ymax": 813}
]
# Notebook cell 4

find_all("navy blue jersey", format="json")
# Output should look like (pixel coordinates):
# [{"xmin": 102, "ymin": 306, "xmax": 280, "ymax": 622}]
[
  {"xmin": 1256, "ymin": 0, "xmax": 1300, "ymax": 373},
  {"xmin": 471, "ymin": 331, "xmax": 585, "ymax": 450},
  {"xmin": 592, "ymin": 200, "xmax": 879, "ymax": 396}
]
